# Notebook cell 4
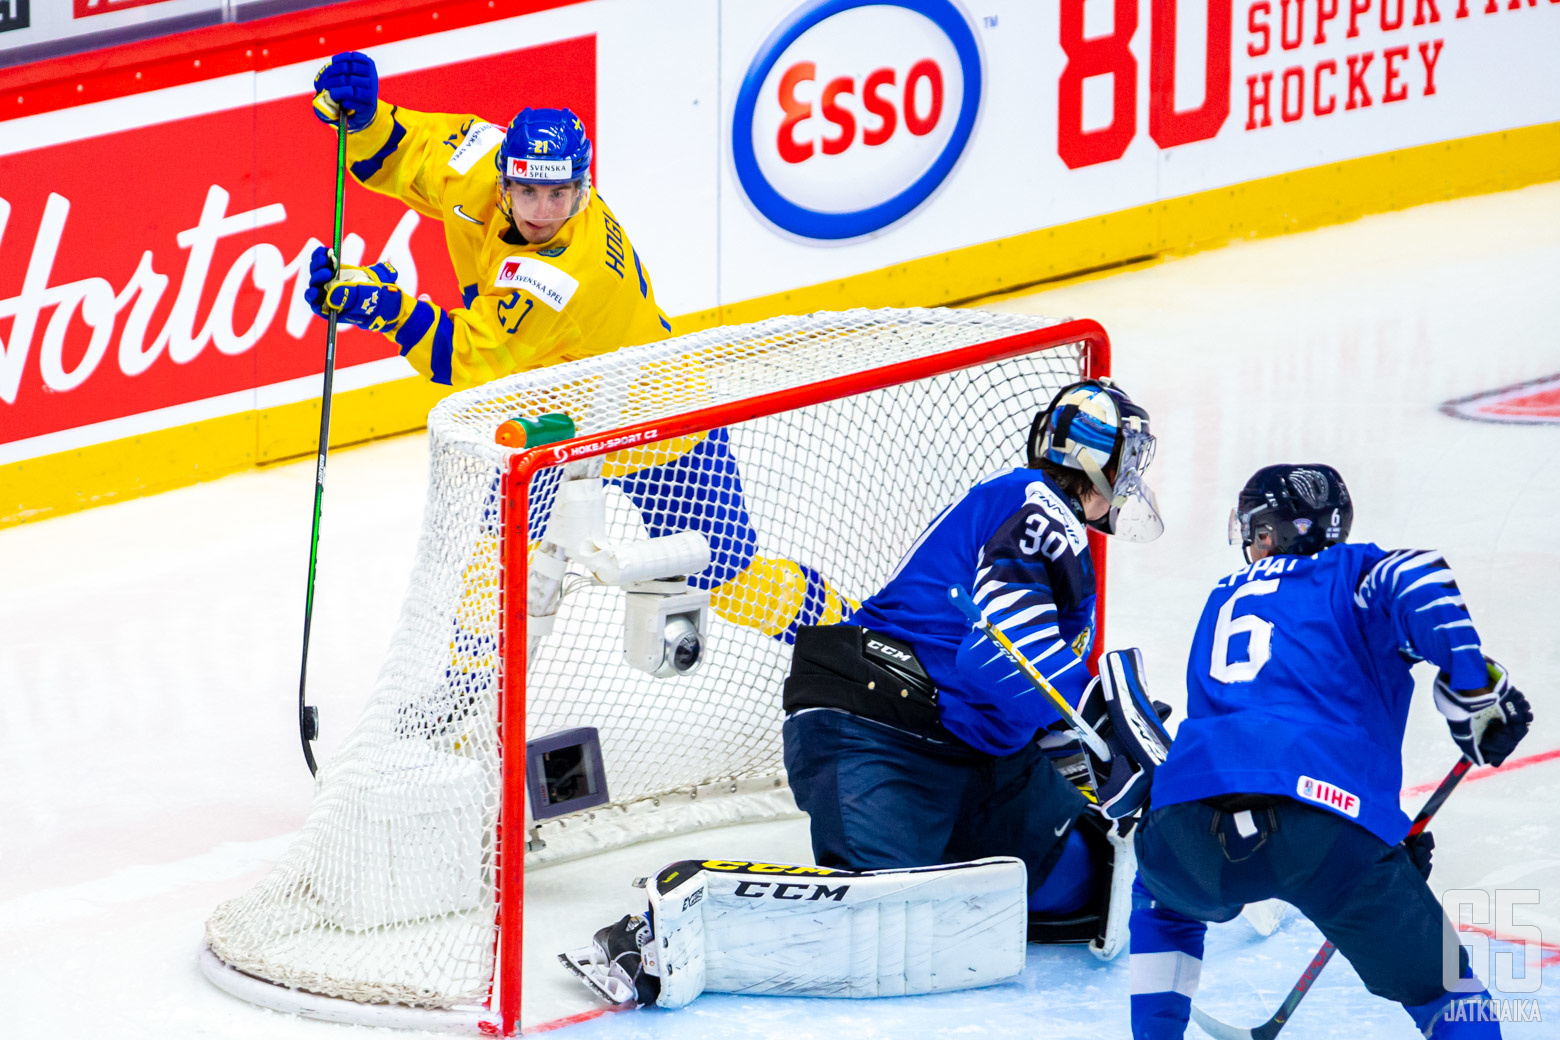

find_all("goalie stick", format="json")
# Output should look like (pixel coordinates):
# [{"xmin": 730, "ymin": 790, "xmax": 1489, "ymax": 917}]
[
  {"xmin": 295, "ymin": 110, "xmax": 349, "ymax": 777},
  {"xmin": 1188, "ymin": 756, "xmax": 1474, "ymax": 1040},
  {"xmin": 948, "ymin": 584, "xmax": 1112, "ymax": 761}
]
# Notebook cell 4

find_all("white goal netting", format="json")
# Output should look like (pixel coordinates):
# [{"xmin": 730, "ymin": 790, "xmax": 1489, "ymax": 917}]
[{"xmin": 205, "ymin": 307, "xmax": 1097, "ymax": 1016}]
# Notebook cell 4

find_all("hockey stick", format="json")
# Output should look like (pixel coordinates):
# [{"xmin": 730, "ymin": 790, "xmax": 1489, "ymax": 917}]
[
  {"xmin": 1188, "ymin": 756, "xmax": 1474, "ymax": 1040},
  {"xmin": 947, "ymin": 584, "xmax": 1111, "ymax": 760},
  {"xmin": 295, "ymin": 110, "xmax": 349, "ymax": 777}
]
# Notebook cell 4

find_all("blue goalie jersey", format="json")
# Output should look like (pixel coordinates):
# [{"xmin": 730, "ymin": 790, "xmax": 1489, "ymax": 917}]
[
  {"xmin": 850, "ymin": 467, "xmax": 1098, "ymax": 756},
  {"xmin": 1153, "ymin": 542, "xmax": 1489, "ymax": 845}
]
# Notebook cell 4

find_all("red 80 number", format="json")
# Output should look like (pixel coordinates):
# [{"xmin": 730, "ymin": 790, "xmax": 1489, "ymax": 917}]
[{"xmin": 1058, "ymin": 0, "xmax": 1233, "ymax": 170}]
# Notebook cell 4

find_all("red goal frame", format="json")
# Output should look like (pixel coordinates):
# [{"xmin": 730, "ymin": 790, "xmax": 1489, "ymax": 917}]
[{"xmin": 493, "ymin": 319, "xmax": 1111, "ymax": 1034}]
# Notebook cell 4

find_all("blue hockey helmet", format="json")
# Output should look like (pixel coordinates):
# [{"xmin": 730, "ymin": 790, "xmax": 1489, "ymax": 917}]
[
  {"xmin": 1229, "ymin": 463, "xmax": 1352, "ymax": 562},
  {"xmin": 1028, "ymin": 379, "xmax": 1163, "ymax": 543},
  {"xmin": 497, "ymin": 107, "xmax": 592, "ymax": 227}
]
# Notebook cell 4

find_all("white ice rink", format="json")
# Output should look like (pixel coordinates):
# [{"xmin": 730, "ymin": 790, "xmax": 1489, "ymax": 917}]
[{"xmin": 2, "ymin": 183, "xmax": 1557, "ymax": 1039}]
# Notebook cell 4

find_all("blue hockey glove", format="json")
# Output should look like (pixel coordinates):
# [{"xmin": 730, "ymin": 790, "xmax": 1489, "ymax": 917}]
[
  {"xmin": 1433, "ymin": 658, "xmax": 1532, "ymax": 768},
  {"xmin": 1403, "ymin": 830, "xmax": 1435, "ymax": 880},
  {"xmin": 1081, "ymin": 648, "xmax": 1173, "ymax": 820},
  {"xmin": 304, "ymin": 246, "xmax": 407, "ymax": 332},
  {"xmin": 312, "ymin": 51, "xmax": 378, "ymax": 133}
]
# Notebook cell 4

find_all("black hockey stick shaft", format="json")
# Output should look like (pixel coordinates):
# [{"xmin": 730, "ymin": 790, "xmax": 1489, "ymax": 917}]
[
  {"xmin": 296, "ymin": 110, "xmax": 349, "ymax": 777},
  {"xmin": 1190, "ymin": 756, "xmax": 1473, "ymax": 1040}
]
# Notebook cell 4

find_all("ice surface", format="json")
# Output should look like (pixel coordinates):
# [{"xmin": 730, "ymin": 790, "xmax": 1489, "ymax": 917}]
[{"xmin": 2, "ymin": 183, "xmax": 1557, "ymax": 1038}]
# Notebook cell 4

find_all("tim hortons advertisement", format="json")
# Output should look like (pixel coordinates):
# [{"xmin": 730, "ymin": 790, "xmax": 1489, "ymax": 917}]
[{"xmin": 0, "ymin": 34, "xmax": 594, "ymax": 454}]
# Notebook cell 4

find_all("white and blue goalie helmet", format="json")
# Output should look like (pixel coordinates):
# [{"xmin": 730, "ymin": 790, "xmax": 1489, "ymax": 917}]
[{"xmin": 1028, "ymin": 378, "xmax": 1164, "ymax": 543}]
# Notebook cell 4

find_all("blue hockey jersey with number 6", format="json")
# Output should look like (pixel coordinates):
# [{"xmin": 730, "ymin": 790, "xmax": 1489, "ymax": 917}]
[{"xmin": 1153, "ymin": 542, "xmax": 1490, "ymax": 845}]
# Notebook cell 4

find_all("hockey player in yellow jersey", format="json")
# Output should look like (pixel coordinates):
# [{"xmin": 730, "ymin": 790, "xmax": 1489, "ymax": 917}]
[
  {"xmin": 304, "ymin": 55, "xmax": 669, "ymax": 385},
  {"xmin": 306, "ymin": 51, "xmax": 853, "ymax": 642}
]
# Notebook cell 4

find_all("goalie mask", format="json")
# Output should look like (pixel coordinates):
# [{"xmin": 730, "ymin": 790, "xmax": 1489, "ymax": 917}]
[{"xmin": 1028, "ymin": 379, "xmax": 1163, "ymax": 543}]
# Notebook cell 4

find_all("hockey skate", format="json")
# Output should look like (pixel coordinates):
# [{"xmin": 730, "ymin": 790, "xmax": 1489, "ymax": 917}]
[{"xmin": 559, "ymin": 913, "xmax": 660, "ymax": 1007}]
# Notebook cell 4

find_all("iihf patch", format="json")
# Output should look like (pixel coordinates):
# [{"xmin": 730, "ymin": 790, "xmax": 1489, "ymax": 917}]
[
  {"xmin": 1440, "ymin": 373, "xmax": 1560, "ymax": 425},
  {"xmin": 1296, "ymin": 775, "xmax": 1360, "ymax": 818}
]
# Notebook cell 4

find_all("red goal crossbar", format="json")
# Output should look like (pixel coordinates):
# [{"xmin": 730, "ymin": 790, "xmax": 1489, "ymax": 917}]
[{"xmin": 492, "ymin": 319, "xmax": 1111, "ymax": 1035}]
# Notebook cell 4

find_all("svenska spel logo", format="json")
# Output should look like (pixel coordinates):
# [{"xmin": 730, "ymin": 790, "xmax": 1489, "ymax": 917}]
[{"xmin": 732, "ymin": 0, "xmax": 983, "ymax": 241}]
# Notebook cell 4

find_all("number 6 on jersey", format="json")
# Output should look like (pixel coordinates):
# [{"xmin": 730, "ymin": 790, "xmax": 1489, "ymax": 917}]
[{"xmin": 1209, "ymin": 577, "xmax": 1279, "ymax": 683}]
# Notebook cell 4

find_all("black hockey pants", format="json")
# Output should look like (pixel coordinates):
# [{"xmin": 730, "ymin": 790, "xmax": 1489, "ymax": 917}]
[{"xmin": 1135, "ymin": 796, "xmax": 1469, "ymax": 1007}]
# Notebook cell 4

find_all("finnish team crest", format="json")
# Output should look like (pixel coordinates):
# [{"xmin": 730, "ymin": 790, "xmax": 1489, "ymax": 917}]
[{"xmin": 1441, "ymin": 373, "xmax": 1560, "ymax": 425}]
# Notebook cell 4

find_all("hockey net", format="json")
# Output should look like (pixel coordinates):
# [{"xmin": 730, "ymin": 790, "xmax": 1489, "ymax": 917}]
[{"xmin": 203, "ymin": 307, "xmax": 1108, "ymax": 1033}]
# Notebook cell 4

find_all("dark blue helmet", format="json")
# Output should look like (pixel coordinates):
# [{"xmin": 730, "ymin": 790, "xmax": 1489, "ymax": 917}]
[
  {"xmin": 1230, "ymin": 464, "xmax": 1352, "ymax": 561},
  {"xmin": 497, "ymin": 107, "xmax": 592, "ymax": 189}
]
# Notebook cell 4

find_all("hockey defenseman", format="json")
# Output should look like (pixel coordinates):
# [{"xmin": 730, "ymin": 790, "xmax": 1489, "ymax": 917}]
[
  {"xmin": 562, "ymin": 380, "xmax": 1174, "ymax": 1010},
  {"xmin": 1130, "ymin": 464, "xmax": 1534, "ymax": 1039},
  {"xmin": 305, "ymin": 52, "xmax": 853, "ymax": 644}
]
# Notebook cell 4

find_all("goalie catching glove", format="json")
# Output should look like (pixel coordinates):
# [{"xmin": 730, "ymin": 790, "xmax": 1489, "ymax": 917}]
[
  {"xmin": 562, "ymin": 857, "xmax": 1027, "ymax": 1009},
  {"xmin": 1434, "ymin": 656, "xmax": 1532, "ymax": 767},
  {"xmin": 1077, "ymin": 648, "xmax": 1174, "ymax": 820}
]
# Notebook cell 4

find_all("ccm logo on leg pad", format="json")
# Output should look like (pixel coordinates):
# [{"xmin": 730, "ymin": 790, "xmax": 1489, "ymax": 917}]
[{"xmin": 733, "ymin": 880, "xmax": 850, "ymax": 901}]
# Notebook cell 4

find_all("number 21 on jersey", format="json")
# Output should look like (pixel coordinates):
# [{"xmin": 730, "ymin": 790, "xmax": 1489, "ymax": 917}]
[{"xmin": 1210, "ymin": 578, "xmax": 1280, "ymax": 683}]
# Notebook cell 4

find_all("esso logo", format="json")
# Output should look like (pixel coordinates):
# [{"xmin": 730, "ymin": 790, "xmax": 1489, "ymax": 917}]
[{"xmin": 733, "ymin": 0, "xmax": 982, "ymax": 241}]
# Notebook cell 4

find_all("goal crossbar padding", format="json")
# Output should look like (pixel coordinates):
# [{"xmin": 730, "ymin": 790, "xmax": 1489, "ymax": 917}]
[
  {"xmin": 647, "ymin": 857, "xmax": 1028, "ymax": 1007},
  {"xmin": 201, "ymin": 308, "xmax": 1105, "ymax": 1029}
]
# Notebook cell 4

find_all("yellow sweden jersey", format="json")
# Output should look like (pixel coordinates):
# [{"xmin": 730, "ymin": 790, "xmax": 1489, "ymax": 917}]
[{"xmin": 343, "ymin": 102, "xmax": 673, "ymax": 388}]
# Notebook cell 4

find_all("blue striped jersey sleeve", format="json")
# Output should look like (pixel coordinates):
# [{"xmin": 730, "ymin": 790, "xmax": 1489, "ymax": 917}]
[
  {"xmin": 1354, "ymin": 549, "xmax": 1487, "ymax": 693},
  {"xmin": 966, "ymin": 501, "xmax": 1092, "ymax": 706}
]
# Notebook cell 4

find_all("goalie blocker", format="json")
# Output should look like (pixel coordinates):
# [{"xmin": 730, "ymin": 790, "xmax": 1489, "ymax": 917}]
[{"xmin": 562, "ymin": 857, "xmax": 1027, "ymax": 1008}]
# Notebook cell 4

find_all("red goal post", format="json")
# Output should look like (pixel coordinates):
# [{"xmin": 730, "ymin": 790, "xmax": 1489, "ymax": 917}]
[
  {"xmin": 494, "ymin": 313, "xmax": 1110, "ymax": 1034},
  {"xmin": 202, "ymin": 308, "xmax": 1110, "ymax": 1036}
]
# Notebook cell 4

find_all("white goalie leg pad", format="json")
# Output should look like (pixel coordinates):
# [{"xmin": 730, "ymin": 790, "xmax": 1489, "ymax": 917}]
[
  {"xmin": 645, "ymin": 857, "xmax": 1027, "ymax": 1008},
  {"xmin": 1090, "ymin": 821, "xmax": 1137, "ymax": 962}
]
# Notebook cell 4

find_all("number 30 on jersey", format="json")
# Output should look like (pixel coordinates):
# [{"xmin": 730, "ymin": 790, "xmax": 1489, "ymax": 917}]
[{"xmin": 1018, "ymin": 512, "xmax": 1069, "ymax": 561}]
